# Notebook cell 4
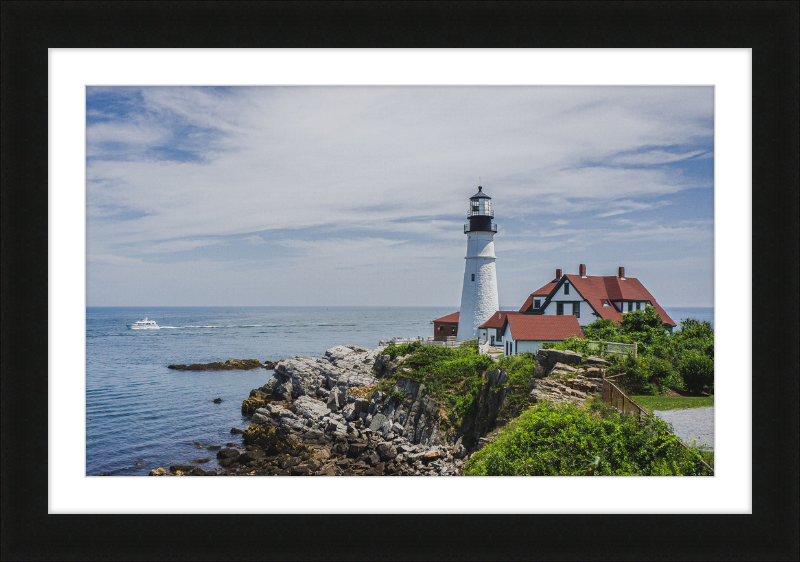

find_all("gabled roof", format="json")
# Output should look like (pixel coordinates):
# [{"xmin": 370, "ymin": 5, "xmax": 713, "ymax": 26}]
[
  {"xmin": 541, "ymin": 274, "xmax": 676, "ymax": 327},
  {"xmin": 519, "ymin": 280, "xmax": 559, "ymax": 312},
  {"xmin": 478, "ymin": 311, "xmax": 521, "ymax": 329},
  {"xmin": 433, "ymin": 312, "xmax": 460, "ymax": 323},
  {"xmin": 504, "ymin": 315, "xmax": 583, "ymax": 342}
]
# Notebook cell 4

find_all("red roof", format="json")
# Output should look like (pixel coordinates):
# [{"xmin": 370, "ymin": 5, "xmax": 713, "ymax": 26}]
[
  {"xmin": 519, "ymin": 280, "xmax": 559, "ymax": 311},
  {"xmin": 561, "ymin": 274, "xmax": 676, "ymax": 327},
  {"xmin": 505, "ymin": 315, "xmax": 583, "ymax": 341},
  {"xmin": 433, "ymin": 312, "xmax": 460, "ymax": 323},
  {"xmin": 478, "ymin": 311, "xmax": 521, "ymax": 329}
]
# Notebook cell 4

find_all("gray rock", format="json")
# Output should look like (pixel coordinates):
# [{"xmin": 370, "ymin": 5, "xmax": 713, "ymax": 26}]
[
  {"xmin": 295, "ymin": 395, "xmax": 330, "ymax": 419},
  {"xmin": 376, "ymin": 442, "xmax": 398, "ymax": 461},
  {"xmin": 369, "ymin": 413, "xmax": 387, "ymax": 431},
  {"xmin": 381, "ymin": 420, "xmax": 393, "ymax": 439},
  {"xmin": 343, "ymin": 404, "xmax": 358, "ymax": 422},
  {"xmin": 583, "ymin": 355, "xmax": 610, "ymax": 366},
  {"xmin": 354, "ymin": 397, "xmax": 370, "ymax": 415},
  {"xmin": 327, "ymin": 386, "xmax": 344, "ymax": 411},
  {"xmin": 534, "ymin": 348, "xmax": 583, "ymax": 378},
  {"xmin": 392, "ymin": 422, "xmax": 405, "ymax": 435}
]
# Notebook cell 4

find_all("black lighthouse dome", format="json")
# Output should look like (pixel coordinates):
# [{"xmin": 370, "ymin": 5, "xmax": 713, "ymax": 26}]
[{"xmin": 465, "ymin": 186, "xmax": 497, "ymax": 233}]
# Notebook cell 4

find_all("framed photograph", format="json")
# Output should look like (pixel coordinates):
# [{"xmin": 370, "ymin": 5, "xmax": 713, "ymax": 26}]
[{"xmin": 3, "ymin": 2, "xmax": 797, "ymax": 560}]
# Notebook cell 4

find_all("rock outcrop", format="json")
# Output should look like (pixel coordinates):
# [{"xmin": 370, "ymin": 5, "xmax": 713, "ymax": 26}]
[
  {"xmin": 527, "ymin": 348, "xmax": 605, "ymax": 405},
  {"xmin": 532, "ymin": 348, "xmax": 583, "ymax": 378},
  {"xmin": 168, "ymin": 359, "xmax": 266, "ymax": 371},
  {"xmin": 154, "ymin": 344, "xmax": 611, "ymax": 477}
]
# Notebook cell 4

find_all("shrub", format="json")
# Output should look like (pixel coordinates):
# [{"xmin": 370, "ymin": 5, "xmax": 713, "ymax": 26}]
[
  {"xmin": 607, "ymin": 355, "xmax": 681, "ymax": 395},
  {"xmin": 381, "ymin": 342, "xmax": 422, "ymax": 360},
  {"xmin": 463, "ymin": 402, "xmax": 709, "ymax": 476},
  {"xmin": 680, "ymin": 355, "xmax": 714, "ymax": 393}
]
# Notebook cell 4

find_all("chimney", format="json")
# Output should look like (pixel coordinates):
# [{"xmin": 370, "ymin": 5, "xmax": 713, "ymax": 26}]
[
  {"xmin": 555, "ymin": 268, "xmax": 562, "ymax": 280},
  {"xmin": 579, "ymin": 264, "xmax": 586, "ymax": 277},
  {"xmin": 618, "ymin": 266, "xmax": 625, "ymax": 279}
]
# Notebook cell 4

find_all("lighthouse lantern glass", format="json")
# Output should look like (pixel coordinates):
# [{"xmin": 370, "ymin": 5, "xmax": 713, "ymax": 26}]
[{"xmin": 469, "ymin": 198, "xmax": 492, "ymax": 217}]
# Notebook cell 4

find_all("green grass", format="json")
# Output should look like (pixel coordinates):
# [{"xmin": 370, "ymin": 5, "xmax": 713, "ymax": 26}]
[{"xmin": 631, "ymin": 395, "xmax": 714, "ymax": 415}]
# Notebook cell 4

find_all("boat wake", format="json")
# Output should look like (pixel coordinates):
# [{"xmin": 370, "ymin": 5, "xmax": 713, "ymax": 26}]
[{"xmin": 158, "ymin": 325, "xmax": 265, "ymax": 329}]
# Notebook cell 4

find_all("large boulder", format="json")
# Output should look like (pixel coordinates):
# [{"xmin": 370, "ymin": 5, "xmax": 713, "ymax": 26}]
[
  {"xmin": 369, "ymin": 413, "xmax": 387, "ymax": 431},
  {"xmin": 376, "ymin": 442, "xmax": 398, "ymax": 461},
  {"xmin": 327, "ymin": 386, "xmax": 345, "ymax": 411},
  {"xmin": 533, "ymin": 349, "xmax": 584, "ymax": 378}
]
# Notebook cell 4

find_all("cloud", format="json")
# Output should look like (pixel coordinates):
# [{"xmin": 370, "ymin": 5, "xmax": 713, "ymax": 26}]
[
  {"xmin": 595, "ymin": 200, "xmax": 672, "ymax": 218},
  {"xmin": 86, "ymin": 86, "xmax": 714, "ymax": 306}
]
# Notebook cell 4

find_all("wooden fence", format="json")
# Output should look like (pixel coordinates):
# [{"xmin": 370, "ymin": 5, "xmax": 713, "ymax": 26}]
[
  {"xmin": 384, "ymin": 336, "xmax": 479, "ymax": 348},
  {"xmin": 601, "ymin": 378, "xmax": 714, "ymax": 474}
]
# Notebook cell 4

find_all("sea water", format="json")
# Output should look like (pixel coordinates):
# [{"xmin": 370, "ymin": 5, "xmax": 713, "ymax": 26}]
[
  {"xmin": 86, "ymin": 305, "xmax": 712, "ymax": 475},
  {"xmin": 86, "ymin": 306, "xmax": 454, "ymax": 475}
]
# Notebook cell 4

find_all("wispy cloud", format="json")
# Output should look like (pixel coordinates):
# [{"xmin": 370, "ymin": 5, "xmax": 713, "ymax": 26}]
[{"xmin": 86, "ymin": 86, "xmax": 714, "ymax": 306}]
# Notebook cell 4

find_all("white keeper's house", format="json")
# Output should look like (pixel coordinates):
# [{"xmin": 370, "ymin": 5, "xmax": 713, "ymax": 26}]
[{"xmin": 518, "ymin": 264, "xmax": 676, "ymax": 329}]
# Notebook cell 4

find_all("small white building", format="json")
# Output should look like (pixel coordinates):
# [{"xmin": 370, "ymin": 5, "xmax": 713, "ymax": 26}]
[
  {"xmin": 501, "ymin": 314, "xmax": 583, "ymax": 356},
  {"xmin": 477, "ymin": 311, "xmax": 520, "ymax": 345}
]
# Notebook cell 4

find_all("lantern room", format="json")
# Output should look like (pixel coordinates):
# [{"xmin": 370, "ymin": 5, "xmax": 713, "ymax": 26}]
[{"xmin": 464, "ymin": 186, "xmax": 497, "ymax": 233}]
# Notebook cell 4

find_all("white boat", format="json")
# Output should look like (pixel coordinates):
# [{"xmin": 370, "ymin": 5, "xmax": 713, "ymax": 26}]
[{"xmin": 126, "ymin": 317, "xmax": 160, "ymax": 330}]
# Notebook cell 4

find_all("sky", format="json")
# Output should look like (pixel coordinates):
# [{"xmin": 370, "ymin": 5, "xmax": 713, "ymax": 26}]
[{"xmin": 86, "ymin": 86, "xmax": 714, "ymax": 308}]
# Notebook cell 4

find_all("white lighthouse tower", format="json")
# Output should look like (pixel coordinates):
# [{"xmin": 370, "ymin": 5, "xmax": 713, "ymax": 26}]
[{"xmin": 457, "ymin": 186, "xmax": 499, "ymax": 340}]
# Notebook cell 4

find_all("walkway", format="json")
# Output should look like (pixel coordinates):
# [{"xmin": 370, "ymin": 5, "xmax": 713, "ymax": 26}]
[{"xmin": 653, "ymin": 406, "xmax": 714, "ymax": 450}]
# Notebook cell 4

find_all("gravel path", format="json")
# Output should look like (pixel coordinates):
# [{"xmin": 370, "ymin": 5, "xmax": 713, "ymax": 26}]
[{"xmin": 653, "ymin": 407, "xmax": 714, "ymax": 450}]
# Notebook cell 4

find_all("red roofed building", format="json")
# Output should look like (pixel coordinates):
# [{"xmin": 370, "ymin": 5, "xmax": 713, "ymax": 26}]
[
  {"xmin": 519, "ymin": 265, "xmax": 676, "ymax": 328},
  {"xmin": 477, "ymin": 311, "xmax": 522, "ymax": 345},
  {"xmin": 433, "ymin": 312, "xmax": 460, "ymax": 341},
  {"xmin": 501, "ymin": 314, "xmax": 583, "ymax": 356}
]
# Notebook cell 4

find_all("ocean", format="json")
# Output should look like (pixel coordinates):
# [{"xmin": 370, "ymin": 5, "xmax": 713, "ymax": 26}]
[{"xmin": 86, "ymin": 305, "xmax": 712, "ymax": 476}]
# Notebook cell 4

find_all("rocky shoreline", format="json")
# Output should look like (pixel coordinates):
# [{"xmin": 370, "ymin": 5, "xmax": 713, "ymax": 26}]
[{"xmin": 151, "ymin": 343, "xmax": 606, "ymax": 476}]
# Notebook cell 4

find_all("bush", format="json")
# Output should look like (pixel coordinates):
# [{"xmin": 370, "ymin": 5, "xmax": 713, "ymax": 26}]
[
  {"xmin": 463, "ymin": 402, "xmax": 709, "ymax": 476},
  {"xmin": 607, "ymin": 355, "xmax": 681, "ymax": 395},
  {"xmin": 680, "ymin": 355, "xmax": 714, "ymax": 393},
  {"xmin": 381, "ymin": 342, "xmax": 422, "ymax": 360}
]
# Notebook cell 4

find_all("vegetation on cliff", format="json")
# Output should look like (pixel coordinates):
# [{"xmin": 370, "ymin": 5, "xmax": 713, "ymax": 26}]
[
  {"xmin": 377, "ymin": 342, "xmax": 491, "ymax": 429},
  {"xmin": 545, "ymin": 307, "xmax": 714, "ymax": 395},
  {"xmin": 463, "ymin": 400, "xmax": 711, "ymax": 476}
]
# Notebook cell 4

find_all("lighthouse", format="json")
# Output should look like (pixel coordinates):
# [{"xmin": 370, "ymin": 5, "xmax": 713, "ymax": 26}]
[{"xmin": 456, "ymin": 186, "xmax": 499, "ymax": 340}]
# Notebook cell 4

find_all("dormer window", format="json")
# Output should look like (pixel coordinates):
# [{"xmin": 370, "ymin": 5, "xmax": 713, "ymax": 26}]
[
  {"xmin": 534, "ymin": 299, "xmax": 541, "ymax": 309},
  {"xmin": 603, "ymin": 300, "xmax": 610, "ymax": 307}
]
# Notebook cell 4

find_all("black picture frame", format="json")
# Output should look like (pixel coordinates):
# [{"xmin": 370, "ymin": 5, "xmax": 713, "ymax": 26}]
[{"xmin": 2, "ymin": 1, "xmax": 798, "ymax": 560}]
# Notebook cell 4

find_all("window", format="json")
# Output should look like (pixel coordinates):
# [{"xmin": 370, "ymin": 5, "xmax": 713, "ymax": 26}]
[
  {"xmin": 534, "ymin": 299, "xmax": 541, "ymax": 309},
  {"xmin": 627, "ymin": 302, "xmax": 632, "ymax": 312},
  {"xmin": 471, "ymin": 273, "xmax": 475, "ymax": 281},
  {"xmin": 572, "ymin": 302, "xmax": 580, "ymax": 317},
  {"xmin": 439, "ymin": 326, "xmax": 443, "ymax": 332},
  {"xmin": 564, "ymin": 283, "xmax": 570, "ymax": 295},
  {"xmin": 556, "ymin": 302, "xmax": 564, "ymax": 315},
  {"xmin": 636, "ymin": 302, "xmax": 641, "ymax": 310},
  {"xmin": 603, "ymin": 300, "xmax": 610, "ymax": 307},
  {"xmin": 451, "ymin": 327, "xmax": 456, "ymax": 334}
]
